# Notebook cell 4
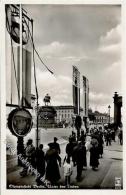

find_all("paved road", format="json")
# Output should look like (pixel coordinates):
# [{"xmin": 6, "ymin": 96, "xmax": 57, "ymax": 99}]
[
  {"xmin": 7, "ymin": 129, "xmax": 123, "ymax": 189},
  {"xmin": 7, "ymin": 127, "xmax": 73, "ymax": 152}
]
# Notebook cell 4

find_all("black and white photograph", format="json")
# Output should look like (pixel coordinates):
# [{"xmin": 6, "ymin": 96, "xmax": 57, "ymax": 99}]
[{"xmin": 1, "ymin": 0, "xmax": 125, "ymax": 193}]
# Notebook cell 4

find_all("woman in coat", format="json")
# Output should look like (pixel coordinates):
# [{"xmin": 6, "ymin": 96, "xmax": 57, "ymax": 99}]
[
  {"xmin": 90, "ymin": 136, "xmax": 99, "ymax": 170},
  {"xmin": 45, "ymin": 143, "xmax": 61, "ymax": 185}
]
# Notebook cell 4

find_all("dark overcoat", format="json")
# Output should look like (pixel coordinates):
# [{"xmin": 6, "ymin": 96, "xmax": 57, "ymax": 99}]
[
  {"xmin": 73, "ymin": 144, "xmax": 87, "ymax": 166},
  {"xmin": 45, "ymin": 148, "xmax": 61, "ymax": 184},
  {"xmin": 98, "ymin": 135, "xmax": 104, "ymax": 155},
  {"xmin": 90, "ymin": 146, "xmax": 99, "ymax": 167},
  {"xmin": 36, "ymin": 149, "xmax": 45, "ymax": 177}
]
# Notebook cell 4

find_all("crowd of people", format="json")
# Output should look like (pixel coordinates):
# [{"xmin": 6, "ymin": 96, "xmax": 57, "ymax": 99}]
[{"xmin": 19, "ymin": 125, "xmax": 123, "ymax": 188}]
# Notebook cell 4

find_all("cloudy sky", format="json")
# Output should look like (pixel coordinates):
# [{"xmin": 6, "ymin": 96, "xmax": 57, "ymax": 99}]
[{"xmin": 6, "ymin": 4, "xmax": 121, "ymax": 116}]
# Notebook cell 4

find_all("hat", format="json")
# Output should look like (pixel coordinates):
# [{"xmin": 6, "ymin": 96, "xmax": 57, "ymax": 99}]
[{"xmin": 48, "ymin": 143, "xmax": 54, "ymax": 148}]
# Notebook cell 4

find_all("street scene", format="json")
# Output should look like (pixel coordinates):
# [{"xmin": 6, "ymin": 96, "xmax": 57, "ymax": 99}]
[
  {"xmin": 7, "ymin": 126, "xmax": 122, "ymax": 189},
  {"xmin": 5, "ymin": 4, "xmax": 123, "ymax": 190}
]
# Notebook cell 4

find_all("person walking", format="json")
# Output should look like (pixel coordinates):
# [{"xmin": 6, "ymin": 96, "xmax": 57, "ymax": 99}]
[
  {"xmin": 118, "ymin": 130, "xmax": 123, "ymax": 145},
  {"xmin": 71, "ymin": 131, "xmax": 76, "ymax": 142},
  {"xmin": 35, "ymin": 144, "xmax": 45, "ymax": 185},
  {"xmin": 51, "ymin": 137, "xmax": 61, "ymax": 154},
  {"xmin": 65, "ymin": 136, "xmax": 77, "ymax": 163},
  {"xmin": 111, "ymin": 129, "xmax": 115, "ymax": 142},
  {"xmin": 26, "ymin": 139, "xmax": 36, "ymax": 171},
  {"xmin": 20, "ymin": 139, "xmax": 35, "ymax": 177},
  {"xmin": 45, "ymin": 143, "xmax": 61, "ymax": 185},
  {"xmin": 79, "ymin": 130, "xmax": 86, "ymax": 143},
  {"xmin": 90, "ymin": 136, "xmax": 99, "ymax": 170},
  {"xmin": 106, "ymin": 130, "xmax": 111, "ymax": 146},
  {"xmin": 73, "ymin": 141, "xmax": 87, "ymax": 181},
  {"xmin": 63, "ymin": 157, "xmax": 72, "ymax": 188},
  {"xmin": 98, "ymin": 133, "xmax": 104, "ymax": 158}
]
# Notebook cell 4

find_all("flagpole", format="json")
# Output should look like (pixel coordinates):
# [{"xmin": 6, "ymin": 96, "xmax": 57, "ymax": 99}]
[
  {"xmin": 17, "ymin": 4, "xmax": 24, "ymax": 166},
  {"xmin": 19, "ymin": 4, "xmax": 22, "ymax": 106}
]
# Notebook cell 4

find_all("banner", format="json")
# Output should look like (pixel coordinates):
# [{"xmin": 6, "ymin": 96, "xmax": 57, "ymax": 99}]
[
  {"xmin": 72, "ymin": 66, "xmax": 80, "ymax": 115},
  {"xmin": 83, "ymin": 76, "xmax": 89, "ymax": 117}
]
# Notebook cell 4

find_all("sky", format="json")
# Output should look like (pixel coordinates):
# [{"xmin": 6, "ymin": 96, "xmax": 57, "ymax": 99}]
[{"xmin": 6, "ymin": 4, "xmax": 121, "ymax": 116}]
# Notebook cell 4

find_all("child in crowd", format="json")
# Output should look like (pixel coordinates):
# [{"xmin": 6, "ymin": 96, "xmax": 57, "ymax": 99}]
[{"xmin": 63, "ymin": 157, "xmax": 72, "ymax": 188}]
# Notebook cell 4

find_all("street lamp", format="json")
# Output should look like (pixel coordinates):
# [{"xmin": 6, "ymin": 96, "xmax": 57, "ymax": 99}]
[{"xmin": 108, "ymin": 105, "xmax": 111, "ymax": 124}]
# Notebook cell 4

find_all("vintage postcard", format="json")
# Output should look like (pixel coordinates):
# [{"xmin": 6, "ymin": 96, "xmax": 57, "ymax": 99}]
[{"xmin": 0, "ymin": 0, "xmax": 126, "ymax": 195}]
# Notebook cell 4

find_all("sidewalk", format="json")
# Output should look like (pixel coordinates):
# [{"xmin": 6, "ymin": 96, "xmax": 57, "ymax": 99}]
[
  {"xmin": 7, "ymin": 137, "xmax": 123, "ymax": 189},
  {"xmin": 7, "ymin": 137, "xmax": 68, "ymax": 173}
]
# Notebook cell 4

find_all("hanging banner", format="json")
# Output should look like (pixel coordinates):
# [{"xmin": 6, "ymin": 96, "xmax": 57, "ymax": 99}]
[
  {"xmin": 8, "ymin": 108, "xmax": 33, "ymax": 137},
  {"xmin": 72, "ymin": 66, "xmax": 80, "ymax": 115},
  {"xmin": 83, "ymin": 76, "xmax": 89, "ymax": 117},
  {"xmin": 6, "ymin": 5, "xmax": 29, "ymax": 45}
]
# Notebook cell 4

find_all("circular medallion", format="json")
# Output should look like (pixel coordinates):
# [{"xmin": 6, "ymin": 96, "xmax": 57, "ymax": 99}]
[{"xmin": 8, "ymin": 108, "xmax": 33, "ymax": 137}]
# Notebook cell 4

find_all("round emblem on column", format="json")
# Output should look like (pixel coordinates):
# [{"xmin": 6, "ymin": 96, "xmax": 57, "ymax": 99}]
[{"xmin": 8, "ymin": 108, "xmax": 33, "ymax": 137}]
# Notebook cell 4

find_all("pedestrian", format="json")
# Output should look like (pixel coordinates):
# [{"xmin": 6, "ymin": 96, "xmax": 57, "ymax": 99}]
[
  {"xmin": 66, "ymin": 136, "xmax": 76, "ymax": 162},
  {"xmin": 103, "ymin": 129, "xmax": 107, "ymax": 142},
  {"xmin": 90, "ymin": 136, "xmax": 99, "ymax": 170},
  {"xmin": 35, "ymin": 144, "xmax": 45, "ymax": 185},
  {"xmin": 71, "ymin": 131, "xmax": 76, "ymax": 142},
  {"xmin": 45, "ymin": 143, "xmax": 61, "ymax": 185},
  {"xmin": 111, "ymin": 129, "xmax": 115, "ymax": 142},
  {"xmin": 51, "ymin": 137, "xmax": 61, "ymax": 154},
  {"xmin": 63, "ymin": 157, "xmax": 72, "ymax": 188},
  {"xmin": 79, "ymin": 130, "xmax": 86, "ymax": 142},
  {"xmin": 20, "ymin": 139, "xmax": 35, "ymax": 177},
  {"xmin": 118, "ymin": 130, "xmax": 123, "ymax": 145},
  {"xmin": 106, "ymin": 130, "xmax": 111, "ymax": 146},
  {"xmin": 73, "ymin": 141, "xmax": 87, "ymax": 181},
  {"xmin": 98, "ymin": 132, "xmax": 104, "ymax": 158},
  {"xmin": 26, "ymin": 139, "xmax": 36, "ymax": 171}
]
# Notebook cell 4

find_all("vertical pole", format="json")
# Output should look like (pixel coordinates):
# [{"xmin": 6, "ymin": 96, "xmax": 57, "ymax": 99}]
[
  {"xmin": 31, "ymin": 19, "xmax": 39, "ymax": 148},
  {"xmin": 77, "ymin": 71, "xmax": 80, "ymax": 115},
  {"xmin": 108, "ymin": 105, "xmax": 111, "ymax": 124},
  {"xmin": 17, "ymin": 5, "xmax": 24, "ymax": 166},
  {"xmin": 19, "ymin": 4, "xmax": 22, "ymax": 106},
  {"xmin": 11, "ymin": 46, "xmax": 12, "ymax": 104},
  {"xmin": 36, "ymin": 99, "xmax": 39, "ymax": 148}
]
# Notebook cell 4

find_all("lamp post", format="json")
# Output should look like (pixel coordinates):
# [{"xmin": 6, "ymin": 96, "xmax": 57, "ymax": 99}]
[{"xmin": 108, "ymin": 105, "xmax": 111, "ymax": 124}]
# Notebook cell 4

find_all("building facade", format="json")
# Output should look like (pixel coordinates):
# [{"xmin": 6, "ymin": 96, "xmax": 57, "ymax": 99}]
[
  {"xmin": 94, "ymin": 111, "xmax": 110, "ymax": 124},
  {"xmin": 88, "ymin": 109, "xmax": 113, "ymax": 125},
  {"xmin": 54, "ymin": 105, "xmax": 74, "ymax": 124}
]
